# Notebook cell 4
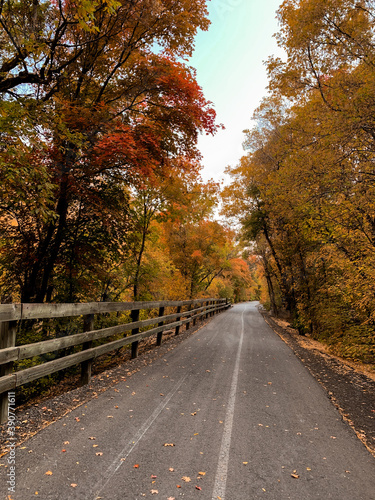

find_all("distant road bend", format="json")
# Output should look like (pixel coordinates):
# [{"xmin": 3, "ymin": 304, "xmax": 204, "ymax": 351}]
[{"xmin": 2, "ymin": 302, "xmax": 375, "ymax": 499}]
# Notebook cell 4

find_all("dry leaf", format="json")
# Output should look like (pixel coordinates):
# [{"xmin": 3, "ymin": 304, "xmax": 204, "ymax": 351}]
[
  {"xmin": 151, "ymin": 475, "xmax": 157, "ymax": 479},
  {"xmin": 45, "ymin": 471, "xmax": 53, "ymax": 476},
  {"xmin": 150, "ymin": 490, "xmax": 158, "ymax": 494},
  {"xmin": 182, "ymin": 476, "xmax": 191, "ymax": 482},
  {"xmin": 163, "ymin": 443, "xmax": 175, "ymax": 447},
  {"xmin": 176, "ymin": 485, "xmax": 181, "ymax": 488},
  {"xmin": 107, "ymin": 415, "xmax": 113, "ymax": 418},
  {"xmin": 89, "ymin": 437, "xmax": 96, "ymax": 440},
  {"xmin": 243, "ymin": 462, "xmax": 248, "ymax": 465},
  {"xmin": 191, "ymin": 412, "xmax": 197, "ymax": 416},
  {"xmin": 169, "ymin": 468, "xmax": 175, "ymax": 472},
  {"xmin": 195, "ymin": 486, "xmax": 202, "ymax": 490},
  {"xmin": 96, "ymin": 452, "xmax": 103, "ymax": 456},
  {"xmin": 134, "ymin": 464, "xmax": 140, "ymax": 468},
  {"xmin": 70, "ymin": 484, "xmax": 77, "ymax": 488},
  {"xmin": 75, "ymin": 417, "xmax": 80, "ymax": 422},
  {"xmin": 62, "ymin": 449, "xmax": 66, "ymax": 452},
  {"xmin": 291, "ymin": 473, "xmax": 299, "ymax": 479},
  {"xmin": 198, "ymin": 472, "xmax": 206, "ymax": 476},
  {"xmin": 167, "ymin": 497, "xmax": 175, "ymax": 500},
  {"xmin": 64, "ymin": 441, "xmax": 70, "ymax": 445}
]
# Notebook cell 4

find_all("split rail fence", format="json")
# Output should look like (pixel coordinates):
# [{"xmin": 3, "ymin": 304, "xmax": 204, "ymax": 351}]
[{"xmin": 0, "ymin": 298, "xmax": 230, "ymax": 423}]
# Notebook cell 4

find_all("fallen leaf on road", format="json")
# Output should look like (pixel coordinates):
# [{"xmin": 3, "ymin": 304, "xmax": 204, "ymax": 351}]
[
  {"xmin": 291, "ymin": 473, "xmax": 299, "ymax": 479},
  {"xmin": 93, "ymin": 444, "xmax": 98, "ymax": 448},
  {"xmin": 176, "ymin": 485, "xmax": 181, "ymax": 488},
  {"xmin": 45, "ymin": 471, "xmax": 53, "ymax": 476},
  {"xmin": 62, "ymin": 449, "xmax": 66, "ymax": 452},
  {"xmin": 191, "ymin": 412, "xmax": 197, "ymax": 416},
  {"xmin": 96, "ymin": 452, "xmax": 103, "ymax": 456},
  {"xmin": 134, "ymin": 464, "xmax": 140, "ymax": 468},
  {"xmin": 167, "ymin": 497, "xmax": 175, "ymax": 500},
  {"xmin": 169, "ymin": 468, "xmax": 175, "ymax": 472},
  {"xmin": 182, "ymin": 476, "xmax": 191, "ymax": 482},
  {"xmin": 64, "ymin": 441, "xmax": 70, "ymax": 445},
  {"xmin": 243, "ymin": 462, "xmax": 248, "ymax": 465},
  {"xmin": 195, "ymin": 486, "xmax": 202, "ymax": 490},
  {"xmin": 75, "ymin": 417, "xmax": 80, "ymax": 422},
  {"xmin": 198, "ymin": 472, "xmax": 206, "ymax": 476},
  {"xmin": 164, "ymin": 443, "xmax": 175, "ymax": 447},
  {"xmin": 89, "ymin": 437, "xmax": 96, "ymax": 440},
  {"xmin": 150, "ymin": 490, "xmax": 158, "ymax": 494},
  {"xmin": 121, "ymin": 458, "xmax": 126, "ymax": 462},
  {"xmin": 70, "ymin": 484, "xmax": 77, "ymax": 488},
  {"xmin": 160, "ymin": 393, "xmax": 164, "ymax": 396},
  {"xmin": 151, "ymin": 475, "xmax": 157, "ymax": 479},
  {"xmin": 107, "ymin": 415, "xmax": 113, "ymax": 418}
]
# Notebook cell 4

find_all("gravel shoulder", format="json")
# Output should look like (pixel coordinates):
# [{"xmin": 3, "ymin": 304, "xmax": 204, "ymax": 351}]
[{"xmin": 259, "ymin": 307, "xmax": 375, "ymax": 457}]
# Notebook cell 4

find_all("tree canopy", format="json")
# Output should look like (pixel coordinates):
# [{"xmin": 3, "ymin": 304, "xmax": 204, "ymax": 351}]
[{"xmin": 223, "ymin": 0, "xmax": 375, "ymax": 364}]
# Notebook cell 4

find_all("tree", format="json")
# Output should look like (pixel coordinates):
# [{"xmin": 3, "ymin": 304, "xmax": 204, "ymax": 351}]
[{"xmin": 0, "ymin": 0, "xmax": 221, "ymax": 303}]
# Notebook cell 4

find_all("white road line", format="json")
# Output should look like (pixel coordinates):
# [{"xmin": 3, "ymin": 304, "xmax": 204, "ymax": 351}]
[
  {"xmin": 92, "ymin": 373, "xmax": 188, "ymax": 499},
  {"xmin": 211, "ymin": 305, "xmax": 245, "ymax": 500}
]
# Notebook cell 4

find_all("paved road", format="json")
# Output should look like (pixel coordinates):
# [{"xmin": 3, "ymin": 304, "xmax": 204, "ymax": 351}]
[{"xmin": 2, "ymin": 302, "xmax": 375, "ymax": 499}]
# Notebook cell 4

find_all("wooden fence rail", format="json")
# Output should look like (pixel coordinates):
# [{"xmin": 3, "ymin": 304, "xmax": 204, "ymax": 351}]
[{"xmin": 0, "ymin": 298, "xmax": 230, "ymax": 423}]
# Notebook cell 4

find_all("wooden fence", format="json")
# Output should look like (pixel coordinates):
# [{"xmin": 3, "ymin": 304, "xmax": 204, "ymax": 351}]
[{"xmin": 0, "ymin": 298, "xmax": 230, "ymax": 423}]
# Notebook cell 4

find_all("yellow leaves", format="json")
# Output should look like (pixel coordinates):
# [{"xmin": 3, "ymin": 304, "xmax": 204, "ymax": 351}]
[
  {"xmin": 181, "ymin": 476, "xmax": 191, "ymax": 482},
  {"xmin": 45, "ymin": 471, "xmax": 53, "ymax": 476},
  {"xmin": 163, "ymin": 443, "xmax": 175, "ymax": 447}
]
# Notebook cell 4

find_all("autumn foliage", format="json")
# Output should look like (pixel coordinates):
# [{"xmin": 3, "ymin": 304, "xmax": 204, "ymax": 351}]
[
  {"xmin": 0, "ymin": 0, "xmax": 256, "ymax": 306},
  {"xmin": 223, "ymin": 0, "xmax": 375, "ymax": 364}
]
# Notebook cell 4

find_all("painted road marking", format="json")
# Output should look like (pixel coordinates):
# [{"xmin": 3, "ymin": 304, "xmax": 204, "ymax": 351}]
[
  {"xmin": 211, "ymin": 306, "xmax": 245, "ymax": 500},
  {"xmin": 92, "ymin": 373, "xmax": 188, "ymax": 499}
]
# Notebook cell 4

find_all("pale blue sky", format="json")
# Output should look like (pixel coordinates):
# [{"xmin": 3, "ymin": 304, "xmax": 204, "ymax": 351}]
[{"xmin": 189, "ymin": 0, "xmax": 283, "ymax": 183}]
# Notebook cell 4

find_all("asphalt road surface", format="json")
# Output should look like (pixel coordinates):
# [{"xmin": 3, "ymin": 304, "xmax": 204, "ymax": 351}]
[{"xmin": 2, "ymin": 302, "xmax": 375, "ymax": 499}]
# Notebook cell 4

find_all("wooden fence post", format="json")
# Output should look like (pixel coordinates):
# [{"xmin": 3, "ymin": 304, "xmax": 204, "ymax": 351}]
[
  {"xmin": 156, "ymin": 306, "xmax": 164, "ymax": 346},
  {"xmin": 80, "ymin": 314, "xmax": 94, "ymax": 386},
  {"xmin": 185, "ymin": 304, "xmax": 191, "ymax": 331},
  {"xmin": 175, "ymin": 305, "xmax": 182, "ymax": 335},
  {"xmin": 131, "ymin": 309, "xmax": 140, "ymax": 359},
  {"xmin": 0, "ymin": 320, "xmax": 16, "ymax": 424}
]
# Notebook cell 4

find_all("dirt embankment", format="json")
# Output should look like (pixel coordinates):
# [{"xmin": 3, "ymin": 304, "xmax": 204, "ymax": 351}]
[{"xmin": 259, "ymin": 308, "xmax": 375, "ymax": 458}]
